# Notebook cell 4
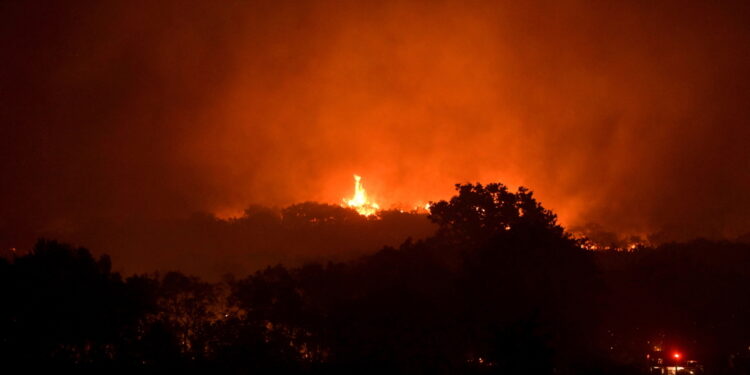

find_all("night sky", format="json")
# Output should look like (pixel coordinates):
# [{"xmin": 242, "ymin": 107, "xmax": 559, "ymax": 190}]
[{"xmin": 2, "ymin": 0, "xmax": 750, "ymax": 274}]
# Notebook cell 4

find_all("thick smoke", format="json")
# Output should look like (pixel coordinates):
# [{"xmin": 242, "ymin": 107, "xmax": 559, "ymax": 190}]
[{"xmin": 2, "ymin": 0, "xmax": 749, "ymax": 274}]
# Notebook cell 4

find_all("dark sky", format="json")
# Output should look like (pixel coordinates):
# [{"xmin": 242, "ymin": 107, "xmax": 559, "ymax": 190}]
[{"xmin": 2, "ymin": 0, "xmax": 750, "ymax": 267}]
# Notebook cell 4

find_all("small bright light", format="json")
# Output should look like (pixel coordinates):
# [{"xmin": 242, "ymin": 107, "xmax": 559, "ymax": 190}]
[{"xmin": 673, "ymin": 353, "xmax": 681, "ymax": 359}]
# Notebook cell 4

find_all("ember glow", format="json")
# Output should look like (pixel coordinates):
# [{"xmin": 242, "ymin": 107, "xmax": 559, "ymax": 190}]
[{"xmin": 343, "ymin": 175, "xmax": 380, "ymax": 216}]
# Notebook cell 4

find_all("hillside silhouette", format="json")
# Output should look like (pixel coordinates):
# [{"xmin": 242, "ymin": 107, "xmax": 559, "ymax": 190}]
[
  {"xmin": 2, "ymin": 183, "xmax": 750, "ymax": 373},
  {"xmin": 19, "ymin": 203, "xmax": 437, "ymax": 280}
]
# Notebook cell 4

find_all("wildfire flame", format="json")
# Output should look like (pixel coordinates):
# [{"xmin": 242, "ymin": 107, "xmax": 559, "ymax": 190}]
[{"xmin": 344, "ymin": 175, "xmax": 380, "ymax": 216}]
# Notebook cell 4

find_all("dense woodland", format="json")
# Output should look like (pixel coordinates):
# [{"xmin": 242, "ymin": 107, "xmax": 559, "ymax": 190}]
[{"xmin": 2, "ymin": 183, "xmax": 750, "ymax": 374}]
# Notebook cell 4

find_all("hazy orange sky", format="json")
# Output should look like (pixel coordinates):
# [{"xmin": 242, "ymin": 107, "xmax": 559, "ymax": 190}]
[{"xmin": 2, "ymin": 0, "xmax": 750, "ymax": 254}]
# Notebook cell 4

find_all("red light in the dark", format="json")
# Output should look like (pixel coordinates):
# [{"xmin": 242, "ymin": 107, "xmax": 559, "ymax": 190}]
[{"xmin": 673, "ymin": 353, "xmax": 681, "ymax": 359}]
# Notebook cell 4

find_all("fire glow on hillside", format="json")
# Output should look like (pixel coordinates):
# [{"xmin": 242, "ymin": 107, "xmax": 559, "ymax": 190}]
[{"xmin": 343, "ymin": 175, "xmax": 380, "ymax": 216}]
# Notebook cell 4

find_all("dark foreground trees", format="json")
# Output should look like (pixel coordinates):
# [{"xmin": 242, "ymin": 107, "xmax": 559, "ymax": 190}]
[
  {"xmin": 1, "ymin": 183, "xmax": 750, "ymax": 374},
  {"xmin": 0, "ymin": 239, "xmax": 147, "ymax": 368}
]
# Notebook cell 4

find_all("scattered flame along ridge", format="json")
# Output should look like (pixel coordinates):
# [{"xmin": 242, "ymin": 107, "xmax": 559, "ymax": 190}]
[{"xmin": 343, "ymin": 175, "xmax": 380, "ymax": 216}]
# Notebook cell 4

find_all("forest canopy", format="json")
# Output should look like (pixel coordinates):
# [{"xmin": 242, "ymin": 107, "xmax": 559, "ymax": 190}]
[{"xmin": 2, "ymin": 183, "xmax": 749, "ymax": 373}]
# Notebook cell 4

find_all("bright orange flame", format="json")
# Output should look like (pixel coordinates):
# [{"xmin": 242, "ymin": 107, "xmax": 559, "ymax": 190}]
[{"xmin": 343, "ymin": 175, "xmax": 380, "ymax": 216}]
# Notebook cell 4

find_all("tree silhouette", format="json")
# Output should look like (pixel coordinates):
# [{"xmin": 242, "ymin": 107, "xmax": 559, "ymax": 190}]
[
  {"xmin": 428, "ymin": 183, "xmax": 564, "ymax": 246},
  {"xmin": 3, "ymin": 183, "xmax": 750, "ymax": 373},
  {"xmin": 0, "ymin": 240, "xmax": 147, "ymax": 368}
]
